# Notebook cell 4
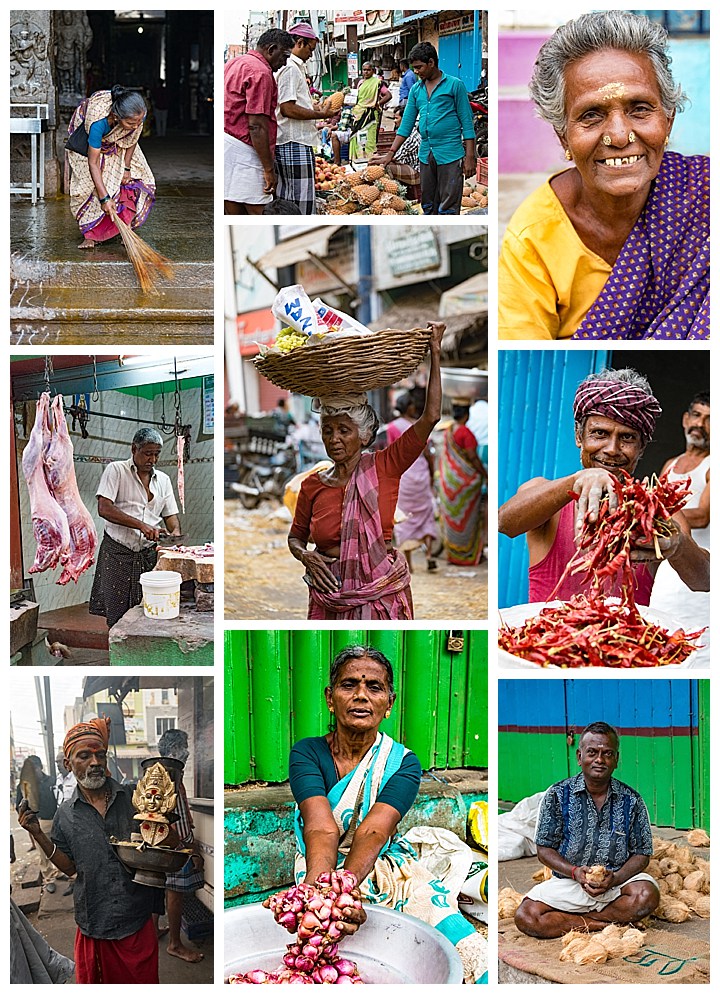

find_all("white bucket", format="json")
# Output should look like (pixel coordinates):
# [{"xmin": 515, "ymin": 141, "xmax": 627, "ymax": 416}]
[{"xmin": 140, "ymin": 570, "xmax": 182, "ymax": 620}]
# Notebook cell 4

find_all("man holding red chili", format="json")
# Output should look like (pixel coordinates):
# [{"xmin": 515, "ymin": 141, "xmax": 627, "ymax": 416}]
[
  {"xmin": 514, "ymin": 722, "xmax": 660, "ymax": 938},
  {"xmin": 498, "ymin": 368, "xmax": 710, "ymax": 603}
]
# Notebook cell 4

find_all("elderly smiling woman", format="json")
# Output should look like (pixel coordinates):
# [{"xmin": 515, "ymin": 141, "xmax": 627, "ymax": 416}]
[
  {"xmin": 498, "ymin": 10, "xmax": 709, "ymax": 341},
  {"xmin": 286, "ymin": 645, "xmax": 487, "ymax": 983},
  {"xmin": 287, "ymin": 322, "xmax": 444, "ymax": 620}
]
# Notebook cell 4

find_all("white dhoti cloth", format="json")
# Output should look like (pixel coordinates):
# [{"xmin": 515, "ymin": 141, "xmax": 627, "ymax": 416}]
[
  {"xmin": 525, "ymin": 872, "xmax": 659, "ymax": 913},
  {"xmin": 224, "ymin": 133, "xmax": 272, "ymax": 204}
]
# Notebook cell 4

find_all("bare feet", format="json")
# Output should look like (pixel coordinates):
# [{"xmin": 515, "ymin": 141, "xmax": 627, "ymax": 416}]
[
  {"xmin": 78, "ymin": 239, "xmax": 96, "ymax": 250},
  {"xmin": 167, "ymin": 941, "xmax": 204, "ymax": 963}
]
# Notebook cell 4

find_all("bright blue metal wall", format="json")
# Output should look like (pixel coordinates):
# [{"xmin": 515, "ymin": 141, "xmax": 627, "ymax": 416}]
[
  {"xmin": 498, "ymin": 350, "xmax": 610, "ymax": 607},
  {"xmin": 438, "ymin": 27, "xmax": 480, "ymax": 91},
  {"xmin": 499, "ymin": 679, "xmax": 699, "ymax": 731}
]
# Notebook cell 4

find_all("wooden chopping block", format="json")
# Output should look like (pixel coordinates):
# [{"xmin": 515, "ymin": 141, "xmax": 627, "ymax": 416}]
[
  {"xmin": 10, "ymin": 601, "xmax": 40, "ymax": 656},
  {"xmin": 155, "ymin": 549, "xmax": 214, "ymax": 584}
]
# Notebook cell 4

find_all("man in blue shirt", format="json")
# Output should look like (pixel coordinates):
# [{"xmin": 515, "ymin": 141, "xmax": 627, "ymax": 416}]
[
  {"xmin": 514, "ymin": 722, "xmax": 660, "ymax": 939},
  {"xmin": 372, "ymin": 42, "xmax": 475, "ymax": 215},
  {"xmin": 397, "ymin": 58, "xmax": 416, "ymax": 108}
]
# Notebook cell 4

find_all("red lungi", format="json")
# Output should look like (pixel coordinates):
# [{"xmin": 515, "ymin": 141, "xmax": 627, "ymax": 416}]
[{"xmin": 75, "ymin": 916, "xmax": 159, "ymax": 984}]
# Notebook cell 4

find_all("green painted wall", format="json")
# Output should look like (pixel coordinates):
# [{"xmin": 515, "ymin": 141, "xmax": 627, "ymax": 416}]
[
  {"xmin": 499, "ymin": 729, "xmax": 707, "ymax": 831},
  {"xmin": 225, "ymin": 630, "xmax": 488, "ymax": 784}
]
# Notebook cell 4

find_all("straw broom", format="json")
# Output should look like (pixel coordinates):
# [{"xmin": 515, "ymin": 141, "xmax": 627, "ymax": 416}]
[{"xmin": 109, "ymin": 202, "xmax": 173, "ymax": 294}]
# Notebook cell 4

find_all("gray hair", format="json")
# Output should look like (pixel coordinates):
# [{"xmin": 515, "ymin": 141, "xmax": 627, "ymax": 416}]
[
  {"xmin": 110, "ymin": 85, "xmax": 147, "ymax": 120},
  {"xmin": 132, "ymin": 427, "xmax": 164, "ymax": 448},
  {"xmin": 321, "ymin": 404, "xmax": 380, "ymax": 447},
  {"xmin": 329, "ymin": 644, "xmax": 395, "ymax": 696},
  {"xmin": 529, "ymin": 10, "xmax": 687, "ymax": 136}
]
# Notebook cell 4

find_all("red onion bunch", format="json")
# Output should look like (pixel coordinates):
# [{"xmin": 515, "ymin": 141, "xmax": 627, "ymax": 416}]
[{"xmin": 226, "ymin": 871, "xmax": 366, "ymax": 984}]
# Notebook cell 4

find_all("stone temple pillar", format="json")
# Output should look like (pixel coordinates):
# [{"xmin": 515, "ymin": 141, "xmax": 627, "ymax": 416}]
[{"xmin": 10, "ymin": 10, "xmax": 59, "ymax": 194}]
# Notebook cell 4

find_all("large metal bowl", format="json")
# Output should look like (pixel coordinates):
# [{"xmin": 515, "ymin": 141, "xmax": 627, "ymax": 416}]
[
  {"xmin": 112, "ymin": 842, "xmax": 191, "ymax": 887},
  {"xmin": 440, "ymin": 367, "xmax": 487, "ymax": 402},
  {"xmin": 224, "ymin": 902, "xmax": 463, "ymax": 984},
  {"xmin": 498, "ymin": 600, "xmax": 700, "ymax": 670}
]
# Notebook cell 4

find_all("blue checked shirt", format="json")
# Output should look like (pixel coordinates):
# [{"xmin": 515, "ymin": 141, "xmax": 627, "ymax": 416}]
[{"xmin": 535, "ymin": 773, "xmax": 654, "ymax": 876}]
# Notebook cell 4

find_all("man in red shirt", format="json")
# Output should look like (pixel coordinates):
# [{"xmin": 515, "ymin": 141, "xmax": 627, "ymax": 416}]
[{"xmin": 224, "ymin": 29, "xmax": 294, "ymax": 214}]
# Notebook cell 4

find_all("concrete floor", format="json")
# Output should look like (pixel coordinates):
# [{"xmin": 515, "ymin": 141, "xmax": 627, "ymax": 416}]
[
  {"xmin": 11, "ymin": 806, "xmax": 214, "ymax": 983},
  {"xmin": 498, "ymin": 824, "xmax": 710, "ymax": 984},
  {"xmin": 10, "ymin": 136, "xmax": 213, "ymax": 345}
]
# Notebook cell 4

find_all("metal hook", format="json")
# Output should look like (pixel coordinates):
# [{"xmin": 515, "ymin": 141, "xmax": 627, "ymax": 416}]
[
  {"xmin": 91, "ymin": 356, "xmax": 100, "ymax": 402},
  {"xmin": 43, "ymin": 356, "xmax": 53, "ymax": 394}
]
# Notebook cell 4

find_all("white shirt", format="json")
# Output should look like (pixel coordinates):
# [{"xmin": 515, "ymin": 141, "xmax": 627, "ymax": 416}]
[
  {"xmin": 55, "ymin": 770, "xmax": 77, "ymax": 804},
  {"xmin": 96, "ymin": 457, "xmax": 179, "ymax": 552},
  {"xmin": 275, "ymin": 53, "xmax": 319, "ymax": 147}
]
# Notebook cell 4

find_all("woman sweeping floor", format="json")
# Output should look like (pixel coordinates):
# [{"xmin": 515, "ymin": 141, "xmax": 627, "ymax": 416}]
[{"xmin": 67, "ymin": 85, "xmax": 156, "ymax": 250}]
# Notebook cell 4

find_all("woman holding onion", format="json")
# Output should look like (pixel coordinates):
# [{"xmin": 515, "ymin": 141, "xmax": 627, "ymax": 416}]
[
  {"xmin": 286, "ymin": 645, "xmax": 487, "ymax": 983},
  {"xmin": 498, "ymin": 10, "xmax": 709, "ymax": 340},
  {"xmin": 67, "ymin": 85, "xmax": 156, "ymax": 249},
  {"xmin": 287, "ymin": 322, "xmax": 445, "ymax": 620}
]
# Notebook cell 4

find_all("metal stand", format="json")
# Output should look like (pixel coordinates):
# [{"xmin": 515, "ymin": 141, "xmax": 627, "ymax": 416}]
[{"xmin": 10, "ymin": 103, "xmax": 49, "ymax": 204}]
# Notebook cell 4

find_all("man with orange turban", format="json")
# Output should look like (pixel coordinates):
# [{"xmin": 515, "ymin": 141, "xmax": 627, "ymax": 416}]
[{"xmin": 18, "ymin": 715, "xmax": 160, "ymax": 983}]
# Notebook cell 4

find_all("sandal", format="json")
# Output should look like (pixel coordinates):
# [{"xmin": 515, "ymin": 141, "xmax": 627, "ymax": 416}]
[{"xmin": 427, "ymin": 558, "xmax": 438, "ymax": 571}]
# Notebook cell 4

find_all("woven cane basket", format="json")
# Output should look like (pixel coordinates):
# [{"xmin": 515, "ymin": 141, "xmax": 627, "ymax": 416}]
[{"xmin": 252, "ymin": 327, "xmax": 433, "ymax": 397}]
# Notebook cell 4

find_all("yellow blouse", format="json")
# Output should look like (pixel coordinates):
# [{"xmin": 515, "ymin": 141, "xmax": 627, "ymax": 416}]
[{"xmin": 498, "ymin": 175, "xmax": 612, "ymax": 340}]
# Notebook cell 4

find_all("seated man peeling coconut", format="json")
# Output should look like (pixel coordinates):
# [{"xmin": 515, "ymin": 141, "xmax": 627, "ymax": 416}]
[{"xmin": 515, "ymin": 722, "xmax": 660, "ymax": 938}]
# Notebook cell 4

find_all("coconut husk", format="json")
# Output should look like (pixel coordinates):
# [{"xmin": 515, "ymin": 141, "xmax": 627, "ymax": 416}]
[
  {"xmin": 676, "ymin": 889, "xmax": 701, "ymax": 911},
  {"xmin": 498, "ymin": 887, "xmax": 523, "ymax": 919},
  {"xmin": 596, "ymin": 924, "xmax": 646, "ymax": 959},
  {"xmin": 682, "ymin": 869, "xmax": 706, "ymax": 893},
  {"xmin": 559, "ymin": 936, "xmax": 590, "ymax": 961},
  {"xmin": 687, "ymin": 828, "xmax": 710, "ymax": 847},
  {"xmin": 658, "ymin": 857, "xmax": 680, "ymax": 875},
  {"xmin": 585, "ymin": 864, "xmax": 608, "ymax": 885},
  {"xmin": 619, "ymin": 927, "xmax": 646, "ymax": 956},
  {"xmin": 532, "ymin": 865, "xmax": 552, "ymax": 882},
  {"xmin": 656, "ymin": 878, "xmax": 670, "ymax": 895},
  {"xmin": 652, "ymin": 837, "xmax": 674, "ymax": 859},
  {"xmin": 646, "ymin": 858, "xmax": 663, "ymax": 879},
  {"xmin": 654, "ymin": 896, "xmax": 692, "ymax": 923},
  {"xmin": 675, "ymin": 859, "xmax": 697, "ymax": 878},
  {"xmin": 562, "ymin": 936, "xmax": 609, "ymax": 965},
  {"xmin": 694, "ymin": 894, "xmax": 711, "ymax": 918},
  {"xmin": 664, "ymin": 871, "xmax": 684, "ymax": 894}
]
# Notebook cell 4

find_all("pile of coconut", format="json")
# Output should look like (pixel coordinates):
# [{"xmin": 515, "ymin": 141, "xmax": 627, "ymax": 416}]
[{"xmin": 498, "ymin": 828, "xmax": 710, "ymax": 952}]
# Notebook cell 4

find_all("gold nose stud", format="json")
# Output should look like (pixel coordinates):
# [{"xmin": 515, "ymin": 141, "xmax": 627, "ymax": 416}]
[
  {"xmin": 628, "ymin": 131, "xmax": 636, "ymax": 143},
  {"xmin": 602, "ymin": 135, "xmax": 612, "ymax": 146}
]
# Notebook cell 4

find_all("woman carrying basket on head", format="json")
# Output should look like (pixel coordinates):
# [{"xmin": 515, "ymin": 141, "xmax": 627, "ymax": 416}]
[
  {"xmin": 67, "ymin": 86, "xmax": 156, "ymax": 250},
  {"xmin": 287, "ymin": 322, "xmax": 445, "ymax": 620}
]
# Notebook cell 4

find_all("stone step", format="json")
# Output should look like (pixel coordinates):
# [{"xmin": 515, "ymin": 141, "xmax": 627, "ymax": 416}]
[
  {"xmin": 11, "ymin": 320, "xmax": 213, "ymax": 346},
  {"xmin": 11, "ymin": 284, "xmax": 213, "ymax": 322},
  {"xmin": 11, "ymin": 253, "xmax": 213, "ymax": 289}
]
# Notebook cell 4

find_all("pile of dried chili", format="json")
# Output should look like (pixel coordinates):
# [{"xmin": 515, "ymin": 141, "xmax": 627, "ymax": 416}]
[{"xmin": 500, "ymin": 472, "xmax": 704, "ymax": 668}]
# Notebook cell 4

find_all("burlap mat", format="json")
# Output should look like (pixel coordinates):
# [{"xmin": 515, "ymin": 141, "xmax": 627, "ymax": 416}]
[{"xmin": 498, "ymin": 918, "xmax": 710, "ymax": 984}]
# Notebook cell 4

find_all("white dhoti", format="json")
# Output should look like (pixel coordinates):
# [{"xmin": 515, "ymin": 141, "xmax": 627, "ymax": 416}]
[
  {"xmin": 224, "ymin": 133, "xmax": 272, "ymax": 205},
  {"xmin": 525, "ymin": 872, "xmax": 659, "ymax": 913}
]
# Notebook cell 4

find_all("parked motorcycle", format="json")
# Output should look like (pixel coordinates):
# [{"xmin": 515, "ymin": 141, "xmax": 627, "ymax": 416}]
[
  {"xmin": 232, "ymin": 440, "xmax": 299, "ymax": 509},
  {"xmin": 468, "ymin": 85, "xmax": 488, "ymax": 159}
]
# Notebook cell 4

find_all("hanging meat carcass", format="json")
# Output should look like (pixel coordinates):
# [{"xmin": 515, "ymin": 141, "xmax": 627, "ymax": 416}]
[
  {"xmin": 177, "ymin": 433, "xmax": 185, "ymax": 513},
  {"xmin": 21, "ymin": 393, "xmax": 71, "ymax": 573},
  {"xmin": 44, "ymin": 395, "xmax": 99, "ymax": 584}
]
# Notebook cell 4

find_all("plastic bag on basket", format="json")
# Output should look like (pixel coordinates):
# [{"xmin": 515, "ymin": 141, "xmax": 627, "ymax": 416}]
[
  {"xmin": 272, "ymin": 285, "xmax": 320, "ymax": 337},
  {"xmin": 313, "ymin": 298, "xmax": 373, "ymax": 336}
]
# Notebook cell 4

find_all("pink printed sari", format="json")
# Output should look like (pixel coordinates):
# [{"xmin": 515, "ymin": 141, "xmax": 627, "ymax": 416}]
[{"xmin": 308, "ymin": 453, "xmax": 413, "ymax": 620}]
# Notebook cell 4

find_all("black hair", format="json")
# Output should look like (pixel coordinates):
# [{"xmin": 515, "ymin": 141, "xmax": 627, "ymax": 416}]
[
  {"xmin": 263, "ymin": 198, "xmax": 302, "ymax": 215},
  {"xmin": 329, "ymin": 645, "xmax": 395, "ymax": 696},
  {"xmin": 110, "ymin": 85, "xmax": 146, "ymax": 120},
  {"xmin": 399, "ymin": 58, "xmax": 409, "ymax": 70},
  {"xmin": 27, "ymin": 755, "xmax": 43, "ymax": 769},
  {"xmin": 688, "ymin": 392, "xmax": 710, "ymax": 410},
  {"xmin": 257, "ymin": 28, "xmax": 295, "ymax": 52},
  {"xmin": 452, "ymin": 403, "xmax": 470, "ymax": 422},
  {"xmin": 394, "ymin": 392, "xmax": 413, "ymax": 416},
  {"xmin": 408, "ymin": 42, "xmax": 438, "ymax": 67},
  {"xmin": 579, "ymin": 721, "xmax": 620, "ymax": 749}
]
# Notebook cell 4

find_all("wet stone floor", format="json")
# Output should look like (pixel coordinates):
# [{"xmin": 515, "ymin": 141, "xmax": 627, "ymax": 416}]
[{"xmin": 10, "ymin": 136, "xmax": 214, "ymax": 346}]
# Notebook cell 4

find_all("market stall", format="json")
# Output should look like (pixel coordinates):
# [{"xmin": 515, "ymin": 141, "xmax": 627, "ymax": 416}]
[{"xmin": 10, "ymin": 353, "xmax": 214, "ymax": 666}]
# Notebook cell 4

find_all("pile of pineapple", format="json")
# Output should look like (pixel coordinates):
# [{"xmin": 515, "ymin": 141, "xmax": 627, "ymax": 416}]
[
  {"xmin": 461, "ymin": 180, "xmax": 489, "ymax": 211},
  {"xmin": 326, "ymin": 165, "xmax": 417, "ymax": 216}
]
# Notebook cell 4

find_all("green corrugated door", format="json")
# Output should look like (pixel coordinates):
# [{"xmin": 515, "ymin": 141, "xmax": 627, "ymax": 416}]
[{"xmin": 225, "ymin": 630, "xmax": 488, "ymax": 784}]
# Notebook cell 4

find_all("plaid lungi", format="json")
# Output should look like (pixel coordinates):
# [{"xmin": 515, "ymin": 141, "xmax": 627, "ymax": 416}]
[
  {"xmin": 89, "ymin": 533, "xmax": 157, "ymax": 627},
  {"xmin": 275, "ymin": 142, "xmax": 316, "ymax": 214}
]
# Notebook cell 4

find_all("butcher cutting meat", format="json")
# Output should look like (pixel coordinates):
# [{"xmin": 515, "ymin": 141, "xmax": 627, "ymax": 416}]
[
  {"xmin": 89, "ymin": 426, "xmax": 182, "ymax": 627},
  {"xmin": 21, "ymin": 392, "xmax": 97, "ymax": 583}
]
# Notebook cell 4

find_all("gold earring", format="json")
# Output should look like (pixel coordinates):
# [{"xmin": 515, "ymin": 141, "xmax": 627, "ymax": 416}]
[
  {"xmin": 602, "ymin": 134, "xmax": 612, "ymax": 146},
  {"xmin": 385, "ymin": 711, "xmax": 391, "ymax": 718},
  {"xmin": 628, "ymin": 131, "xmax": 636, "ymax": 144},
  {"xmin": 564, "ymin": 149, "xmax": 572, "ymax": 161},
  {"xmin": 664, "ymin": 136, "xmax": 670, "ymax": 147}
]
